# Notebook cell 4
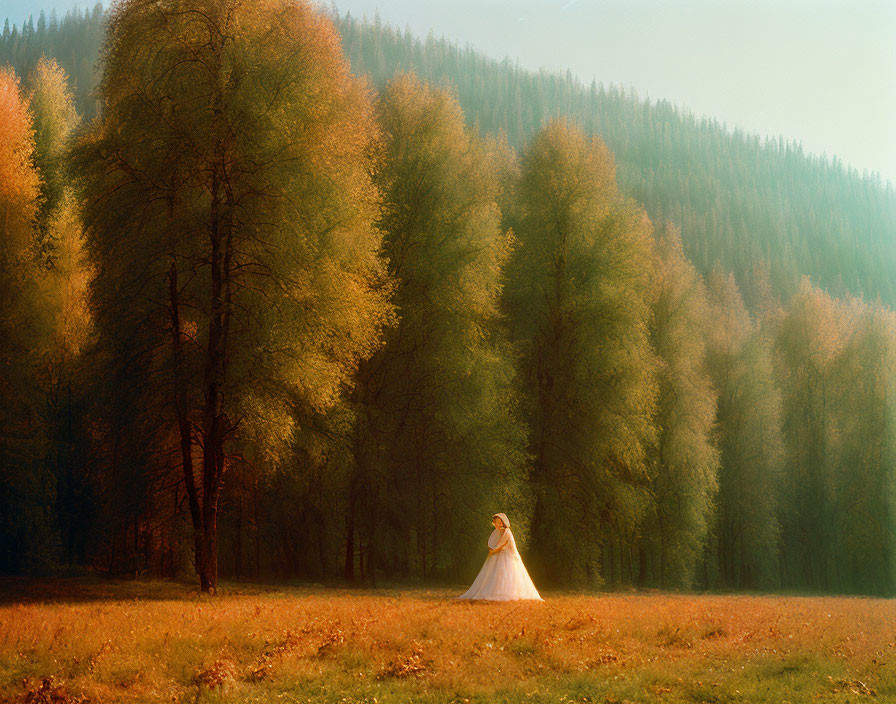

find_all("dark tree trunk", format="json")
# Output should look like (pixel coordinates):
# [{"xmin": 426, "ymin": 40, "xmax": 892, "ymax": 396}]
[
  {"xmin": 169, "ymin": 263, "xmax": 205, "ymax": 589},
  {"xmin": 199, "ymin": 437, "xmax": 221, "ymax": 593},
  {"xmin": 638, "ymin": 546, "xmax": 648, "ymax": 587},
  {"xmin": 344, "ymin": 514, "xmax": 355, "ymax": 582},
  {"xmin": 195, "ymin": 163, "xmax": 231, "ymax": 594}
]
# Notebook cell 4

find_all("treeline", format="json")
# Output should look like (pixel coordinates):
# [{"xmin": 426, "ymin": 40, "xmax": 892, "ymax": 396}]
[
  {"xmin": 4, "ymin": 7, "xmax": 896, "ymax": 311},
  {"xmin": 1, "ymin": 4, "xmax": 104, "ymax": 117},
  {"xmin": 1, "ymin": 0, "xmax": 895, "ymax": 596},
  {"xmin": 335, "ymin": 13, "xmax": 896, "ymax": 309}
]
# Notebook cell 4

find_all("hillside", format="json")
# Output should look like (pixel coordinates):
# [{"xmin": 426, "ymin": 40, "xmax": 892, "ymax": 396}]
[
  {"xmin": 336, "ymin": 13, "xmax": 896, "ymax": 307},
  {"xmin": 2, "ymin": 6, "xmax": 894, "ymax": 307}
]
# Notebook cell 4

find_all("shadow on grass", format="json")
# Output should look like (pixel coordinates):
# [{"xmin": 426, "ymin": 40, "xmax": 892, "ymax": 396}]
[{"xmin": 0, "ymin": 575, "xmax": 476, "ymax": 606}]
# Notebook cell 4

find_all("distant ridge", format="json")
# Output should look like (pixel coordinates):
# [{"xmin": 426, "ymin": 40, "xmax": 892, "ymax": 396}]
[
  {"xmin": 3, "ymin": 5, "xmax": 894, "ymax": 306},
  {"xmin": 336, "ymin": 12, "xmax": 896, "ymax": 308}
]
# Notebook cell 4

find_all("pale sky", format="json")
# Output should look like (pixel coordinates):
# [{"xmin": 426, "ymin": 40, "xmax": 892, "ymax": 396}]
[{"xmin": 5, "ymin": 0, "xmax": 895, "ymax": 185}]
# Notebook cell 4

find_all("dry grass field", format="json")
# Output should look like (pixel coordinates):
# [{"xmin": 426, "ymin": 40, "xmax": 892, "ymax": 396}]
[{"xmin": 0, "ymin": 579, "xmax": 894, "ymax": 703}]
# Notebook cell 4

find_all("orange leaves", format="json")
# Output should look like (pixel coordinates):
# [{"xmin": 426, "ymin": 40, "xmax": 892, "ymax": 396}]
[
  {"xmin": 377, "ymin": 640, "xmax": 427, "ymax": 679},
  {"xmin": 19, "ymin": 676, "xmax": 89, "ymax": 704},
  {"xmin": 195, "ymin": 657, "xmax": 238, "ymax": 689},
  {"xmin": 246, "ymin": 629, "xmax": 304, "ymax": 681},
  {"xmin": 0, "ymin": 67, "xmax": 39, "ymax": 258}
]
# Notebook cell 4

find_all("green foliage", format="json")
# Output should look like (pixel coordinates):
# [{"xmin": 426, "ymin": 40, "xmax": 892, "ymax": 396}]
[
  {"xmin": 505, "ymin": 119, "xmax": 658, "ymax": 586},
  {"xmin": 639, "ymin": 224, "xmax": 719, "ymax": 588},
  {"xmin": 828, "ymin": 302, "xmax": 896, "ymax": 594},
  {"xmin": 705, "ymin": 271, "xmax": 784, "ymax": 590},
  {"xmin": 774, "ymin": 279, "xmax": 844, "ymax": 590},
  {"xmin": 1, "ymin": 2, "xmax": 896, "ymax": 595},
  {"xmin": 349, "ymin": 73, "xmax": 528, "ymax": 581},
  {"xmin": 6, "ymin": 8, "xmax": 894, "ymax": 310},
  {"xmin": 72, "ymin": 0, "xmax": 392, "ymax": 589},
  {"xmin": 775, "ymin": 283, "xmax": 896, "ymax": 594},
  {"xmin": 335, "ymin": 13, "xmax": 896, "ymax": 308},
  {"xmin": 27, "ymin": 56, "xmax": 79, "ymax": 265}
]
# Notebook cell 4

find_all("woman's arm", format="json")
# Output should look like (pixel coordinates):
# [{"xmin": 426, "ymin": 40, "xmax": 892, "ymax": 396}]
[{"xmin": 488, "ymin": 530, "xmax": 511, "ymax": 555}]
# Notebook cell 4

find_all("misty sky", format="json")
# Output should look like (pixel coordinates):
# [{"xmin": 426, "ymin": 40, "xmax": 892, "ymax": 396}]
[{"xmin": 5, "ymin": 0, "xmax": 895, "ymax": 185}]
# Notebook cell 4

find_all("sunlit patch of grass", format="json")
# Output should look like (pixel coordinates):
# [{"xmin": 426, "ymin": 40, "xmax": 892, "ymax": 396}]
[
  {"xmin": 656, "ymin": 622, "xmax": 696, "ymax": 648},
  {"xmin": 0, "ymin": 580, "xmax": 894, "ymax": 703}
]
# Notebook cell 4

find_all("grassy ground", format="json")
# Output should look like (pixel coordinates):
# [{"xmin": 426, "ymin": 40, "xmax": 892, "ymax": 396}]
[{"xmin": 0, "ymin": 578, "xmax": 893, "ymax": 703}]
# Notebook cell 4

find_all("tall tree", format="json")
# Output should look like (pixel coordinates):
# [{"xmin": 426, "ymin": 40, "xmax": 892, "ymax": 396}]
[
  {"xmin": 26, "ymin": 57, "xmax": 95, "ymax": 568},
  {"xmin": 0, "ymin": 68, "xmax": 57, "ymax": 572},
  {"xmin": 639, "ymin": 223, "xmax": 719, "ymax": 588},
  {"xmin": 349, "ymin": 73, "xmax": 527, "ymax": 583},
  {"xmin": 28, "ymin": 56, "xmax": 79, "ymax": 265},
  {"xmin": 774, "ymin": 278, "xmax": 846, "ymax": 590},
  {"xmin": 74, "ymin": 0, "xmax": 392, "ymax": 592},
  {"xmin": 827, "ymin": 299, "xmax": 896, "ymax": 594},
  {"xmin": 505, "ymin": 119, "xmax": 658, "ymax": 586},
  {"xmin": 705, "ymin": 269, "xmax": 784, "ymax": 589}
]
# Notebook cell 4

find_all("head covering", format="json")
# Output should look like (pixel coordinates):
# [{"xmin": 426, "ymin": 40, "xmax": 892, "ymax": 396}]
[{"xmin": 491, "ymin": 512, "xmax": 510, "ymax": 528}]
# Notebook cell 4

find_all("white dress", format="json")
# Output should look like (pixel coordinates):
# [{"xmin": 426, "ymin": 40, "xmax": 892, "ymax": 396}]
[{"xmin": 457, "ymin": 527, "xmax": 543, "ymax": 601}]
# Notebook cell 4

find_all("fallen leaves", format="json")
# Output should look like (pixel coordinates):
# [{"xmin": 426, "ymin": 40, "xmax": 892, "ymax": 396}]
[
  {"xmin": 378, "ymin": 641, "xmax": 427, "ymax": 679},
  {"xmin": 827, "ymin": 676, "xmax": 877, "ymax": 697},
  {"xmin": 247, "ymin": 629, "xmax": 303, "ymax": 680},
  {"xmin": 195, "ymin": 657, "xmax": 238, "ymax": 689},
  {"xmin": 20, "ymin": 677, "xmax": 89, "ymax": 704}
]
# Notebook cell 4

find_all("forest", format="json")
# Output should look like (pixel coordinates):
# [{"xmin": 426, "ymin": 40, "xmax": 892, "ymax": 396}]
[{"xmin": 1, "ymin": 0, "xmax": 895, "ymax": 597}]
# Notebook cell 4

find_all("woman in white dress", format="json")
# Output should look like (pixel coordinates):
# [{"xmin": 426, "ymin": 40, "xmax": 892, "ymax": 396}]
[{"xmin": 457, "ymin": 512, "xmax": 543, "ymax": 601}]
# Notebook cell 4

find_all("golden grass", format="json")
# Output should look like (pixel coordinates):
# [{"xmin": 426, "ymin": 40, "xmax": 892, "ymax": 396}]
[{"xmin": 1, "ymin": 578, "xmax": 894, "ymax": 703}]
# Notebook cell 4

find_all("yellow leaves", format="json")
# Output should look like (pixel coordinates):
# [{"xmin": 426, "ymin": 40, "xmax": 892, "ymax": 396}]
[
  {"xmin": 706, "ymin": 268, "xmax": 753, "ymax": 358},
  {"xmin": 42, "ymin": 196, "xmax": 92, "ymax": 356},
  {"xmin": 28, "ymin": 56, "xmax": 79, "ymax": 161},
  {"xmin": 784, "ymin": 276, "xmax": 851, "ymax": 369},
  {"xmin": 519, "ymin": 119, "xmax": 617, "ymax": 237},
  {"xmin": 80, "ymin": 0, "xmax": 393, "ymax": 470},
  {"xmin": 238, "ymin": 392, "xmax": 296, "ymax": 466}
]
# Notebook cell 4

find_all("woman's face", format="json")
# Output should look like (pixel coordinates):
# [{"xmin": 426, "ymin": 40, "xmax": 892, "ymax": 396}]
[{"xmin": 492, "ymin": 516, "xmax": 503, "ymax": 529}]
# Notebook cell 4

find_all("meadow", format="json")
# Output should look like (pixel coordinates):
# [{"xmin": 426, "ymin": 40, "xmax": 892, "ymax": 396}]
[{"xmin": 1, "ymin": 579, "xmax": 893, "ymax": 703}]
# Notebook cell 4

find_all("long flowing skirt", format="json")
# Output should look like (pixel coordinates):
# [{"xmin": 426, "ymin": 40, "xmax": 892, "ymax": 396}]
[{"xmin": 457, "ymin": 549, "xmax": 543, "ymax": 601}]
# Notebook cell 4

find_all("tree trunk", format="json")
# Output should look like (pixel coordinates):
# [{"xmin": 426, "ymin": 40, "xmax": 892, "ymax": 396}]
[
  {"xmin": 367, "ymin": 539, "xmax": 377, "ymax": 588},
  {"xmin": 638, "ymin": 546, "xmax": 648, "ymax": 587},
  {"xmin": 169, "ymin": 263, "xmax": 205, "ymax": 588},
  {"xmin": 194, "ymin": 154, "xmax": 235, "ymax": 595},
  {"xmin": 199, "ymin": 438, "xmax": 221, "ymax": 593},
  {"xmin": 344, "ymin": 514, "xmax": 355, "ymax": 582}
]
